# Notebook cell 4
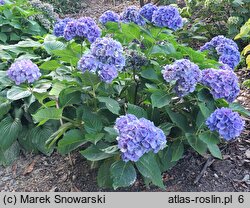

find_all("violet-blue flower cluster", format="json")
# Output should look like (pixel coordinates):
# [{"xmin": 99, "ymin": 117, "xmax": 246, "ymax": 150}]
[
  {"xmin": 115, "ymin": 114, "xmax": 166, "ymax": 162},
  {"xmin": 206, "ymin": 108, "xmax": 244, "ymax": 141},
  {"xmin": 200, "ymin": 35, "xmax": 240, "ymax": 70},
  {"xmin": 120, "ymin": 6, "xmax": 145, "ymax": 26},
  {"xmin": 99, "ymin": 10, "xmax": 120, "ymax": 25},
  {"xmin": 0, "ymin": 0, "xmax": 5, "ymax": 5},
  {"xmin": 162, "ymin": 59, "xmax": 201, "ymax": 97},
  {"xmin": 78, "ymin": 37, "xmax": 125, "ymax": 83},
  {"xmin": 152, "ymin": 5, "xmax": 183, "ymax": 30},
  {"xmin": 53, "ymin": 17, "xmax": 101, "ymax": 43},
  {"xmin": 201, "ymin": 68, "xmax": 239, "ymax": 103},
  {"xmin": 7, "ymin": 59, "xmax": 41, "ymax": 85},
  {"xmin": 139, "ymin": 3, "xmax": 157, "ymax": 22}
]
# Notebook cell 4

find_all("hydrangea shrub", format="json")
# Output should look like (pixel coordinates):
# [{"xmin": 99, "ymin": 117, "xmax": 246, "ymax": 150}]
[{"xmin": 0, "ymin": 3, "xmax": 249, "ymax": 189}]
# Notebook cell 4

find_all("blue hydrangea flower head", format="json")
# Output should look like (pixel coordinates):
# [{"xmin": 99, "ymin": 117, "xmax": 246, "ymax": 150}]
[
  {"xmin": 152, "ymin": 5, "xmax": 183, "ymax": 30},
  {"xmin": 99, "ymin": 10, "xmax": 120, "ymax": 25},
  {"xmin": 139, "ymin": 3, "xmax": 158, "ymax": 22},
  {"xmin": 206, "ymin": 108, "xmax": 244, "ymax": 141},
  {"xmin": 7, "ymin": 59, "xmax": 41, "ymax": 85},
  {"xmin": 63, "ymin": 20, "xmax": 78, "ymax": 41},
  {"xmin": 162, "ymin": 59, "xmax": 201, "ymax": 96},
  {"xmin": 0, "ymin": 0, "xmax": 5, "ymax": 5},
  {"xmin": 121, "ymin": 6, "xmax": 146, "ymax": 26},
  {"xmin": 115, "ymin": 114, "xmax": 167, "ymax": 162},
  {"xmin": 201, "ymin": 68, "xmax": 240, "ymax": 103},
  {"xmin": 53, "ymin": 18, "xmax": 74, "ymax": 37},
  {"xmin": 98, "ymin": 64, "xmax": 119, "ymax": 83},
  {"xmin": 78, "ymin": 17, "xmax": 101, "ymax": 43},
  {"xmin": 90, "ymin": 37, "xmax": 125, "ymax": 71},
  {"xmin": 200, "ymin": 35, "xmax": 240, "ymax": 70},
  {"xmin": 77, "ymin": 54, "xmax": 99, "ymax": 73}
]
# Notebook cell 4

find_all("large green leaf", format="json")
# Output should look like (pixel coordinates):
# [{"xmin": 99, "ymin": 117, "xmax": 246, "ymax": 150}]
[
  {"xmin": 83, "ymin": 112, "xmax": 103, "ymax": 134},
  {"xmin": 151, "ymin": 91, "xmax": 171, "ymax": 108},
  {"xmin": 97, "ymin": 158, "xmax": 115, "ymax": 188},
  {"xmin": 186, "ymin": 133, "xmax": 207, "ymax": 155},
  {"xmin": 80, "ymin": 145, "xmax": 114, "ymax": 161},
  {"xmin": 39, "ymin": 60, "xmax": 61, "ymax": 71},
  {"xmin": 85, "ymin": 133, "xmax": 105, "ymax": 145},
  {"xmin": 7, "ymin": 86, "xmax": 32, "ymax": 100},
  {"xmin": 32, "ymin": 107, "xmax": 63, "ymax": 124},
  {"xmin": 158, "ymin": 146, "xmax": 177, "ymax": 172},
  {"xmin": 0, "ymin": 116, "xmax": 22, "ymax": 150},
  {"xmin": 199, "ymin": 131, "xmax": 222, "ymax": 159},
  {"xmin": 171, "ymin": 140, "xmax": 184, "ymax": 162},
  {"xmin": 165, "ymin": 107, "xmax": 191, "ymax": 132},
  {"xmin": 127, "ymin": 103, "xmax": 147, "ymax": 118},
  {"xmin": 136, "ymin": 152, "xmax": 165, "ymax": 189},
  {"xmin": 229, "ymin": 103, "xmax": 250, "ymax": 117},
  {"xmin": 0, "ymin": 96, "xmax": 11, "ymax": 119},
  {"xmin": 111, "ymin": 160, "xmax": 137, "ymax": 190},
  {"xmin": 97, "ymin": 97, "xmax": 120, "ymax": 115},
  {"xmin": 59, "ymin": 89, "xmax": 82, "ymax": 107},
  {"xmin": 0, "ymin": 142, "xmax": 20, "ymax": 167},
  {"xmin": 149, "ymin": 44, "xmax": 176, "ymax": 56},
  {"xmin": 58, "ymin": 129, "xmax": 86, "ymax": 155}
]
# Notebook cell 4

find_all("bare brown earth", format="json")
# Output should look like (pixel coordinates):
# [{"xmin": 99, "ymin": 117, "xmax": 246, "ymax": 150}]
[{"xmin": 1, "ymin": 0, "xmax": 250, "ymax": 192}]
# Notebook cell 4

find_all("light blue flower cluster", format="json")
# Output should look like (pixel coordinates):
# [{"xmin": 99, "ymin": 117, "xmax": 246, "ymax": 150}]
[
  {"xmin": 206, "ymin": 108, "xmax": 244, "ymax": 141},
  {"xmin": 120, "ymin": 6, "xmax": 146, "ymax": 26},
  {"xmin": 78, "ymin": 37, "xmax": 125, "ymax": 83},
  {"xmin": 200, "ymin": 35, "xmax": 240, "ymax": 70},
  {"xmin": 152, "ymin": 5, "xmax": 183, "ymax": 30},
  {"xmin": 7, "ymin": 59, "xmax": 41, "ymax": 85},
  {"xmin": 99, "ymin": 10, "xmax": 120, "ymax": 25},
  {"xmin": 162, "ymin": 59, "xmax": 201, "ymax": 97},
  {"xmin": 139, "ymin": 3, "xmax": 157, "ymax": 22},
  {"xmin": 201, "ymin": 68, "xmax": 240, "ymax": 103},
  {"xmin": 115, "ymin": 114, "xmax": 166, "ymax": 162},
  {"xmin": 53, "ymin": 18, "xmax": 74, "ymax": 37},
  {"xmin": 53, "ymin": 17, "xmax": 101, "ymax": 43}
]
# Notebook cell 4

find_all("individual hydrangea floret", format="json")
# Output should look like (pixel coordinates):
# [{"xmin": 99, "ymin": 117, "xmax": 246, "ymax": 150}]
[
  {"xmin": 201, "ymin": 68, "xmax": 240, "ymax": 103},
  {"xmin": 152, "ymin": 5, "xmax": 183, "ymax": 30},
  {"xmin": 200, "ymin": 35, "xmax": 240, "ymax": 70},
  {"xmin": 78, "ymin": 54, "xmax": 99, "ymax": 73},
  {"xmin": 99, "ymin": 10, "xmax": 120, "ymax": 25},
  {"xmin": 139, "ymin": 3, "xmax": 157, "ymax": 22},
  {"xmin": 98, "ymin": 64, "xmax": 118, "ymax": 83},
  {"xmin": 162, "ymin": 59, "xmax": 201, "ymax": 97},
  {"xmin": 90, "ymin": 37, "xmax": 125, "ymax": 71},
  {"xmin": 115, "ymin": 114, "xmax": 167, "ymax": 162},
  {"xmin": 7, "ymin": 59, "xmax": 41, "ymax": 85},
  {"xmin": 206, "ymin": 108, "xmax": 244, "ymax": 141},
  {"xmin": 121, "ymin": 6, "xmax": 145, "ymax": 26},
  {"xmin": 53, "ymin": 18, "xmax": 74, "ymax": 37}
]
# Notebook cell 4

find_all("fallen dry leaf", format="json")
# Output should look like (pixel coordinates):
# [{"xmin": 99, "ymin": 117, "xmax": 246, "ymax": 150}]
[{"xmin": 23, "ymin": 160, "xmax": 36, "ymax": 175}]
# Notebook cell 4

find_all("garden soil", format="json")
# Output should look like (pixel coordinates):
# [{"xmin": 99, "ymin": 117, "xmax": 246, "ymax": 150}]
[{"xmin": 0, "ymin": 0, "xmax": 250, "ymax": 192}]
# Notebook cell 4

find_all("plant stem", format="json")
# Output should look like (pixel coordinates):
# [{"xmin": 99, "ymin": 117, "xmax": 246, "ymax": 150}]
[{"xmin": 133, "ymin": 68, "xmax": 139, "ymax": 105}]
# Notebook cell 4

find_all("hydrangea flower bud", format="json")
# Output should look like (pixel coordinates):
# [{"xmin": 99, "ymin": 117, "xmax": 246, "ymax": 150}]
[
  {"xmin": 162, "ymin": 59, "xmax": 201, "ymax": 97},
  {"xmin": 206, "ymin": 108, "xmax": 244, "ymax": 141},
  {"xmin": 115, "ymin": 114, "xmax": 167, "ymax": 162},
  {"xmin": 7, "ymin": 59, "xmax": 41, "ymax": 85}
]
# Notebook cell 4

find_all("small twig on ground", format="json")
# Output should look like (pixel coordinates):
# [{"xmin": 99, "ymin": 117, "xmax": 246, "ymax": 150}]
[{"xmin": 194, "ymin": 157, "xmax": 215, "ymax": 184}]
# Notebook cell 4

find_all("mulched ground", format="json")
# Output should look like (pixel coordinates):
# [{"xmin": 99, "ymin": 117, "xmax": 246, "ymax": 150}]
[{"xmin": 1, "ymin": 0, "xmax": 250, "ymax": 192}]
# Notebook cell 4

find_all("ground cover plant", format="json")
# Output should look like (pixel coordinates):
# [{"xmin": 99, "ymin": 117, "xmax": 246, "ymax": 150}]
[{"xmin": 0, "ymin": 0, "xmax": 249, "ymax": 190}]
